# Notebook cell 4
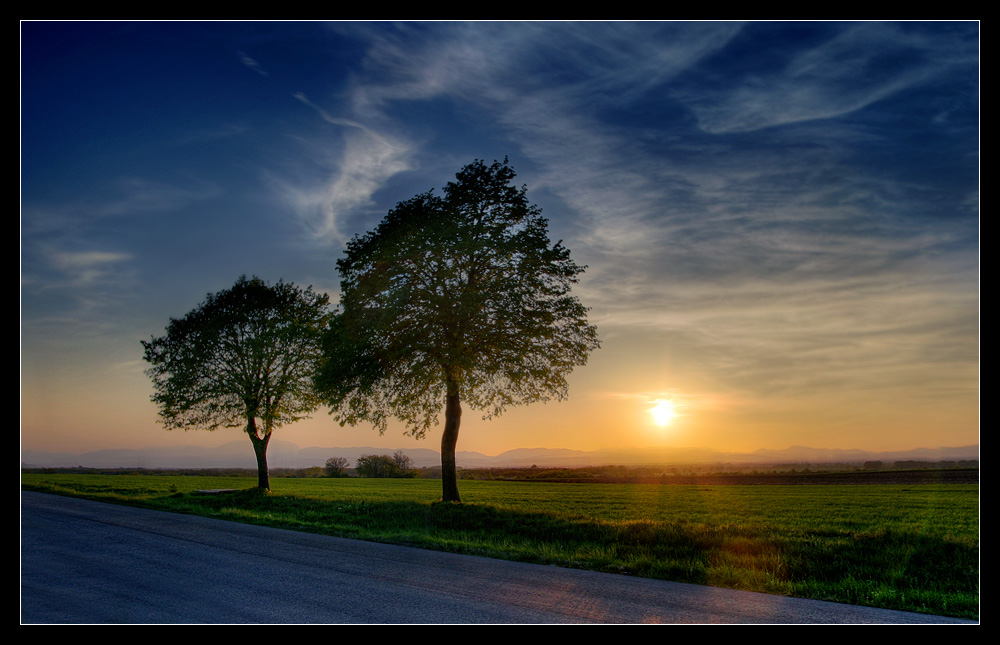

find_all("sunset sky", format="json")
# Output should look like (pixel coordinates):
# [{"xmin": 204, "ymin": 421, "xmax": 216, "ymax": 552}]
[{"xmin": 21, "ymin": 21, "xmax": 979, "ymax": 461}]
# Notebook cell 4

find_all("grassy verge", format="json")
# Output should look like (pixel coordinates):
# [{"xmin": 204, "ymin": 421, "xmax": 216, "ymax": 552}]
[{"xmin": 21, "ymin": 473, "xmax": 978, "ymax": 619}]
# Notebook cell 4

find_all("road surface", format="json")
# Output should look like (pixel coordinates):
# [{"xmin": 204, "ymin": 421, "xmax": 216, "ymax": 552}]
[{"xmin": 20, "ymin": 491, "xmax": 975, "ymax": 624}]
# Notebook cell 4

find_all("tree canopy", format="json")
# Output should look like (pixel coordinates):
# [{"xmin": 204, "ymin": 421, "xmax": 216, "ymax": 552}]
[
  {"xmin": 325, "ymin": 456, "xmax": 350, "ymax": 477},
  {"xmin": 142, "ymin": 275, "xmax": 332, "ymax": 490},
  {"xmin": 317, "ymin": 158, "xmax": 599, "ymax": 501}
]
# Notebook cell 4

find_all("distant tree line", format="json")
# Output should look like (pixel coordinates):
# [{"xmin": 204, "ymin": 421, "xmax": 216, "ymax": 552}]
[
  {"xmin": 22, "ymin": 459, "xmax": 977, "ymax": 484},
  {"xmin": 863, "ymin": 460, "xmax": 979, "ymax": 471},
  {"xmin": 455, "ymin": 462, "xmax": 980, "ymax": 483}
]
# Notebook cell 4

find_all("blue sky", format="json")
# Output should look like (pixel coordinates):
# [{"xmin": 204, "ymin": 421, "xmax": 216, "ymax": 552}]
[{"xmin": 21, "ymin": 21, "xmax": 979, "ymax": 458}]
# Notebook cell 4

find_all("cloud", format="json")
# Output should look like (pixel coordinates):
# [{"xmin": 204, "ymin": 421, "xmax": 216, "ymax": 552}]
[
  {"xmin": 22, "ymin": 178, "xmax": 219, "ymax": 237},
  {"xmin": 48, "ymin": 249, "xmax": 131, "ymax": 273},
  {"xmin": 338, "ymin": 23, "xmax": 744, "ymax": 257},
  {"xmin": 282, "ymin": 93, "xmax": 414, "ymax": 243},
  {"xmin": 27, "ymin": 245, "xmax": 133, "ymax": 294},
  {"xmin": 294, "ymin": 93, "xmax": 369, "ymax": 132},
  {"xmin": 20, "ymin": 243, "xmax": 138, "ymax": 342},
  {"xmin": 680, "ymin": 22, "xmax": 978, "ymax": 134},
  {"xmin": 238, "ymin": 51, "xmax": 268, "ymax": 76}
]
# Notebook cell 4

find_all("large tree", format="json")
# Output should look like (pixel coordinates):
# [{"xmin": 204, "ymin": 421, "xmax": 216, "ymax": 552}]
[
  {"xmin": 318, "ymin": 159, "xmax": 599, "ymax": 502},
  {"xmin": 142, "ymin": 276, "xmax": 332, "ymax": 491}
]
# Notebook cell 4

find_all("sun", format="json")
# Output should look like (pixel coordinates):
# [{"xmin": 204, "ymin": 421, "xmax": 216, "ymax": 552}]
[{"xmin": 649, "ymin": 399, "xmax": 677, "ymax": 426}]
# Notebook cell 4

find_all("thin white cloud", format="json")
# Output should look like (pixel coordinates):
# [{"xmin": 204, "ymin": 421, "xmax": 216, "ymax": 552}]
[
  {"xmin": 34, "ymin": 247, "xmax": 133, "ymax": 290},
  {"xmin": 22, "ymin": 178, "xmax": 218, "ymax": 236},
  {"xmin": 294, "ymin": 93, "xmax": 369, "ymax": 133},
  {"xmin": 285, "ymin": 93, "xmax": 414, "ymax": 243},
  {"xmin": 20, "ymin": 244, "xmax": 138, "ymax": 340},
  {"xmin": 48, "ymin": 249, "xmax": 131, "ymax": 270},
  {"xmin": 238, "ymin": 51, "xmax": 268, "ymax": 76},
  {"xmin": 683, "ymin": 22, "xmax": 978, "ymax": 134}
]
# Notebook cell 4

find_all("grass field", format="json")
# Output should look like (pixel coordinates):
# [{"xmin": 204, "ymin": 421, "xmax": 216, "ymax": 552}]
[{"xmin": 20, "ymin": 473, "xmax": 979, "ymax": 619}]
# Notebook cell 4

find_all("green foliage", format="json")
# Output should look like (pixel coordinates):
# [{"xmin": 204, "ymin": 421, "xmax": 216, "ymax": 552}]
[
  {"xmin": 141, "ymin": 275, "xmax": 332, "ymax": 489},
  {"xmin": 324, "ymin": 158, "xmax": 599, "ymax": 432},
  {"xmin": 142, "ymin": 275, "xmax": 331, "ymax": 433},
  {"xmin": 317, "ymin": 159, "xmax": 599, "ymax": 500},
  {"xmin": 324, "ymin": 456, "xmax": 350, "ymax": 478}
]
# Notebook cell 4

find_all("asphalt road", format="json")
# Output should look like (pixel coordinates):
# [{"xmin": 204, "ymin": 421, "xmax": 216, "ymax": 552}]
[{"xmin": 20, "ymin": 491, "xmax": 975, "ymax": 624}]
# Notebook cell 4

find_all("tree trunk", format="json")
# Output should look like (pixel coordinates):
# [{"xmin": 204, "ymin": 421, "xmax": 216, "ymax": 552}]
[
  {"xmin": 441, "ymin": 379, "xmax": 462, "ymax": 503},
  {"xmin": 246, "ymin": 417, "xmax": 272, "ymax": 491}
]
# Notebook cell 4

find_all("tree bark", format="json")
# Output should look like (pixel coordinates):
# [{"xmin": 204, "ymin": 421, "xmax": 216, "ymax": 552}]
[
  {"xmin": 246, "ymin": 417, "xmax": 272, "ymax": 491},
  {"xmin": 441, "ymin": 379, "xmax": 462, "ymax": 503}
]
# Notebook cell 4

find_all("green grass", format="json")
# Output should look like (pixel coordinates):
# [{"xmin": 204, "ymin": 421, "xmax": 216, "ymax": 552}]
[{"xmin": 21, "ymin": 474, "xmax": 978, "ymax": 619}]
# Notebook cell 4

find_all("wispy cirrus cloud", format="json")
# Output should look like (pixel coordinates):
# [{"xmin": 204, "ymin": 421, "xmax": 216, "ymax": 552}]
[
  {"xmin": 25, "ymin": 245, "xmax": 134, "ymax": 293},
  {"xmin": 339, "ymin": 22, "xmax": 745, "ymax": 256},
  {"xmin": 238, "ymin": 50, "xmax": 268, "ymax": 76},
  {"xmin": 21, "ymin": 242, "xmax": 139, "ymax": 340},
  {"xmin": 679, "ymin": 22, "xmax": 979, "ymax": 134},
  {"xmin": 20, "ymin": 174, "xmax": 219, "ymax": 327},
  {"xmin": 46, "ymin": 249, "xmax": 132, "ymax": 280},
  {"xmin": 281, "ymin": 92, "xmax": 414, "ymax": 244},
  {"xmin": 22, "ymin": 177, "xmax": 219, "ymax": 237}
]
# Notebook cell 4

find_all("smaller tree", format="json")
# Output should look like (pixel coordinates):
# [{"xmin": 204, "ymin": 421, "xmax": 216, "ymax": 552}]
[
  {"xmin": 325, "ymin": 456, "xmax": 350, "ymax": 477},
  {"xmin": 142, "ymin": 275, "xmax": 332, "ymax": 491},
  {"xmin": 392, "ymin": 450, "xmax": 413, "ymax": 474}
]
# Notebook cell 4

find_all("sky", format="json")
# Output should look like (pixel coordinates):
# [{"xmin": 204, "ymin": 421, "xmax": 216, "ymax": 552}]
[{"xmin": 20, "ymin": 21, "xmax": 979, "ymax": 460}]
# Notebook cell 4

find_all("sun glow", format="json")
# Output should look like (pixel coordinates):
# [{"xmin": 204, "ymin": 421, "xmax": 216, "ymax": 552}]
[{"xmin": 649, "ymin": 399, "xmax": 677, "ymax": 426}]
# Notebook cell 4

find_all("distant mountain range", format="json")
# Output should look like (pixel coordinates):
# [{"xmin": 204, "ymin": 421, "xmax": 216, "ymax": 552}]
[{"xmin": 20, "ymin": 441, "xmax": 980, "ymax": 470}]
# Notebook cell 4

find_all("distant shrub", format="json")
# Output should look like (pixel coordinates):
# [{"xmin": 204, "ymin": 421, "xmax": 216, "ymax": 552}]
[
  {"xmin": 325, "ymin": 457, "xmax": 350, "ymax": 478},
  {"xmin": 355, "ymin": 452, "xmax": 417, "ymax": 478}
]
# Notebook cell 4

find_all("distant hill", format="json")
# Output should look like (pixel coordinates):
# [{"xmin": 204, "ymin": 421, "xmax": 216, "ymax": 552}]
[{"xmin": 20, "ymin": 441, "xmax": 980, "ymax": 470}]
